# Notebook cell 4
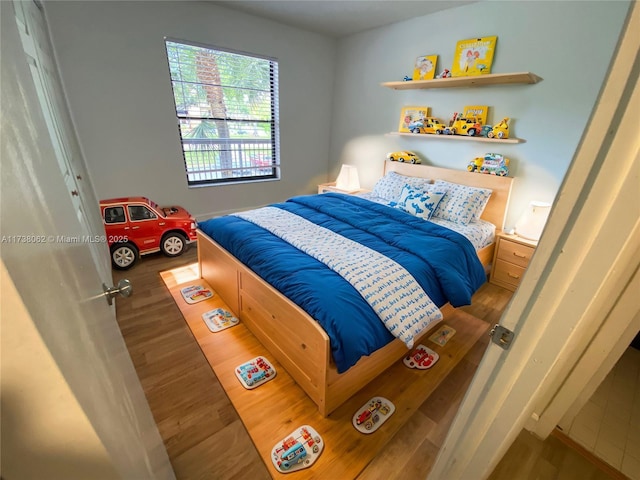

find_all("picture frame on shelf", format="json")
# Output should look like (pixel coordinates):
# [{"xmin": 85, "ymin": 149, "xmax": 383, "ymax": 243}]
[
  {"xmin": 451, "ymin": 36, "xmax": 497, "ymax": 77},
  {"xmin": 398, "ymin": 106, "xmax": 430, "ymax": 133},
  {"xmin": 412, "ymin": 54, "xmax": 438, "ymax": 81},
  {"xmin": 463, "ymin": 105, "xmax": 489, "ymax": 124}
]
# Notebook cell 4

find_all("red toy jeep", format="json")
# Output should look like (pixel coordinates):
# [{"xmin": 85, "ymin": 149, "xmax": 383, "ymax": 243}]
[{"xmin": 100, "ymin": 197, "xmax": 197, "ymax": 270}]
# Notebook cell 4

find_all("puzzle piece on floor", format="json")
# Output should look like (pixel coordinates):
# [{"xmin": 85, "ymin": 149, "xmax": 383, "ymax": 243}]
[
  {"xmin": 352, "ymin": 396, "xmax": 395, "ymax": 434},
  {"xmin": 429, "ymin": 325, "xmax": 456, "ymax": 346},
  {"xmin": 235, "ymin": 356, "xmax": 276, "ymax": 390},
  {"xmin": 271, "ymin": 425, "xmax": 323, "ymax": 473},
  {"xmin": 403, "ymin": 344, "xmax": 439, "ymax": 369},
  {"xmin": 180, "ymin": 284, "xmax": 213, "ymax": 304},
  {"xmin": 202, "ymin": 308, "xmax": 239, "ymax": 332}
]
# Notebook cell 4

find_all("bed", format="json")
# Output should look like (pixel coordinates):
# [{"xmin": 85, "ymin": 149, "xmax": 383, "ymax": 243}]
[{"xmin": 196, "ymin": 160, "xmax": 513, "ymax": 416}]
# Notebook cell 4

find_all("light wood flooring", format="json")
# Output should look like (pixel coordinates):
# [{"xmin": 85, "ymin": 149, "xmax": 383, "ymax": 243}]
[{"xmin": 113, "ymin": 246, "xmax": 622, "ymax": 479}]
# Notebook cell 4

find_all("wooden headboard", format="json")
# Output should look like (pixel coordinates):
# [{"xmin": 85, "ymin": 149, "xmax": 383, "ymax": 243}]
[{"xmin": 383, "ymin": 160, "xmax": 513, "ymax": 230}]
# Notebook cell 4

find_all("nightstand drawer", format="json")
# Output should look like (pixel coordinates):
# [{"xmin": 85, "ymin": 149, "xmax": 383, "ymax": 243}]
[
  {"xmin": 492, "ymin": 259, "xmax": 526, "ymax": 290},
  {"xmin": 496, "ymin": 239, "xmax": 534, "ymax": 268}
]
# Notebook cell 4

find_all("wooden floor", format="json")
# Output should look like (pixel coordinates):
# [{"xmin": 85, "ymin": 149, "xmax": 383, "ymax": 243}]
[
  {"xmin": 113, "ymin": 246, "xmax": 622, "ymax": 479},
  {"xmin": 161, "ymin": 264, "xmax": 488, "ymax": 479}
]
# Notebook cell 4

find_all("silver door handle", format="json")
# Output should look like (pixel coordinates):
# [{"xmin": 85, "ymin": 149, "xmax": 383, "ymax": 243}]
[{"xmin": 103, "ymin": 279, "xmax": 133, "ymax": 305}]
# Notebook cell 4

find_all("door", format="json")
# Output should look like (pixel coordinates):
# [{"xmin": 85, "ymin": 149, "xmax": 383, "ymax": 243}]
[
  {"xmin": 428, "ymin": 3, "xmax": 639, "ymax": 478},
  {"xmin": 127, "ymin": 203, "xmax": 163, "ymax": 252},
  {"xmin": 1, "ymin": 2, "xmax": 174, "ymax": 478}
]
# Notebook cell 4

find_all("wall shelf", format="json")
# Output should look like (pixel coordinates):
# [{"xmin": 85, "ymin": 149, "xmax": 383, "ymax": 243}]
[
  {"xmin": 381, "ymin": 72, "xmax": 542, "ymax": 90},
  {"xmin": 389, "ymin": 132, "xmax": 524, "ymax": 144}
]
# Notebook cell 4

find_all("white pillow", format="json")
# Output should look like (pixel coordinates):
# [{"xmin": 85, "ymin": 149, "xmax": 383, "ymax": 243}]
[
  {"xmin": 395, "ymin": 185, "xmax": 447, "ymax": 220},
  {"xmin": 432, "ymin": 180, "xmax": 492, "ymax": 225},
  {"xmin": 371, "ymin": 172, "xmax": 432, "ymax": 202}
]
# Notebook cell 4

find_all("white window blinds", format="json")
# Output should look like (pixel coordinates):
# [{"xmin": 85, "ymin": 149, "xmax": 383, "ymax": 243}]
[{"xmin": 165, "ymin": 39, "xmax": 280, "ymax": 186}]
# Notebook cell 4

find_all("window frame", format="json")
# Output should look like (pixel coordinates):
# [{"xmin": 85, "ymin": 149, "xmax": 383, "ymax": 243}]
[{"xmin": 164, "ymin": 37, "xmax": 280, "ymax": 187}]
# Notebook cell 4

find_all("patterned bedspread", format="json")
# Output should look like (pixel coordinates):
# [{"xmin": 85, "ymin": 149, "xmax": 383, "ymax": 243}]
[{"xmin": 198, "ymin": 193, "xmax": 486, "ymax": 372}]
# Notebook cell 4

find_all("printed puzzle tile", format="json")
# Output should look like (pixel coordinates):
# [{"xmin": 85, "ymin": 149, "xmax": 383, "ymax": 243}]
[
  {"xmin": 202, "ymin": 308, "xmax": 239, "ymax": 332},
  {"xmin": 403, "ymin": 344, "xmax": 439, "ymax": 369},
  {"xmin": 352, "ymin": 396, "xmax": 395, "ymax": 434},
  {"xmin": 180, "ymin": 284, "xmax": 213, "ymax": 304},
  {"xmin": 235, "ymin": 356, "xmax": 276, "ymax": 390},
  {"xmin": 271, "ymin": 425, "xmax": 323, "ymax": 473}
]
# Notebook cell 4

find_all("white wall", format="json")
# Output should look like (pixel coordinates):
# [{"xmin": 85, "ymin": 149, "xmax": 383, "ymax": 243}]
[
  {"xmin": 43, "ymin": 1, "xmax": 337, "ymax": 219},
  {"xmin": 329, "ymin": 1, "xmax": 631, "ymax": 228}
]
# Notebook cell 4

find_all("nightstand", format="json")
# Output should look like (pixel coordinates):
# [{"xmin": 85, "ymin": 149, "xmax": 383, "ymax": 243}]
[
  {"xmin": 490, "ymin": 233, "xmax": 537, "ymax": 292},
  {"xmin": 317, "ymin": 182, "xmax": 369, "ymax": 195}
]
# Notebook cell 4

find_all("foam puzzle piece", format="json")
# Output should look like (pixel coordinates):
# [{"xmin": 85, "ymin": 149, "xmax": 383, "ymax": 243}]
[
  {"xmin": 235, "ymin": 356, "xmax": 276, "ymax": 390},
  {"xmin": 271, "ymin": 425, "xmax": 323, "ymax": 473},
  {"xmin": 429, "ymin": 325, "xmax": 456, "ymax": 346},
  {"xmin": 352, "ymin": 396, "xmax": 395, "ymax": 434},
  {"xmin": 202, "ymin": 308, "xmax": 239, "ymax": 332},
  {"xmin": 403, "ymin": 344, "xmax": 439, "ymax": 370},
  {"xmin": 180, "ymin": 284, "xmax": 213, "ymax": 304}
]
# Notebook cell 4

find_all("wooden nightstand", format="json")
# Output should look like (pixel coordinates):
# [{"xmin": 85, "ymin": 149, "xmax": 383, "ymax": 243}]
[
  {"xmin": 317, "ymin": 182, "xmax": 369, "ymax": 195},
  {"xmin": 490, "ymin": 233, "xmax": 537, "ymax": 292}
]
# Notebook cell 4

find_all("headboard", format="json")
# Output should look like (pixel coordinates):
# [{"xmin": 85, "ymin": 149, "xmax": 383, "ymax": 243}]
[{"xmin": 383, "ymin": 160, "xmax": 513, "ymax": 230}]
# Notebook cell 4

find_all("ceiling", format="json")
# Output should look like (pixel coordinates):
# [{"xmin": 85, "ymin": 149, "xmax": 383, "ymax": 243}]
[{"xmin": 212, "ymin": 1, "xmax": 478, "ymax": 38}]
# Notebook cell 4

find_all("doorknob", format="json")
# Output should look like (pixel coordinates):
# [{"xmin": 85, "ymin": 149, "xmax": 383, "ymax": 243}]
[{"xmin": 103, "ymin": 279, "xmax": 133, "ymax": 305}]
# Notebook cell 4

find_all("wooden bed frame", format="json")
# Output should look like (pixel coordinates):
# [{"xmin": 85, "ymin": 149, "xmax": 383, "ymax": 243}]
[{"xmin": 197, "ymin": 161, "xmax": 513, "ymax": 416}]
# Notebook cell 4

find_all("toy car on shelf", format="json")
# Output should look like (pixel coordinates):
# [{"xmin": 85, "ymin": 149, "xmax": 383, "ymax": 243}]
[
  {"xmin": 467, "ymin": 153, "xmax": 510, "ymax": 176},
  {"xmin": 100, "ymin": 197, "xmax": 197, "ymax": 270},
  {"xmin": 386, "ymin": 151, "xmax": 421, "ymax": 164},
  {"xmin": 488, "ymin": 117, "xmax": 510, "ymax": 139},
  {"xmin": 479, "ymin": 125, "xmax": 494, "ymax": 137},
  {"xmin": 446, "ymin": 113, "xmax": 483, "ymax": 136},
  {"xmin": 408, "ymin": 117, "xmax": 448, "ymax": 135}
]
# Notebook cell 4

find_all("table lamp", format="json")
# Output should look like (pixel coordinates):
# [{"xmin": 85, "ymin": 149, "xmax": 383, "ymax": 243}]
[
  {"xmin": 335, "ymin": 164, "xmax": 360, "ymax": 192},
  {"xmin": 514, "ymin": 201, "xmax": 552, "ymax": 241}
]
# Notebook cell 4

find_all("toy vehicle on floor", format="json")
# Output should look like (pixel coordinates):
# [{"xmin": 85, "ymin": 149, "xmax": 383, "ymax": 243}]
[
  {"xmin": 488, "ymin": 117, "xmax": 510, "ymax": 139},
  {"xmin": 447, "ymin": 113, "xmax": 483, "ymax": 136},
  {"xmin": 467, "ymin": 153, "xmax": 510, "ymax": 176},
  {"xmin": 408, "ymin": 116, "xmax": 448, "ymax": 135},
  {"xmin": 386, "ymin": 151, "xmax": 421, "ymax": 164},
  {"xmin": 100, "ymin": 197, "xmax": 197, "ymax": 270}
]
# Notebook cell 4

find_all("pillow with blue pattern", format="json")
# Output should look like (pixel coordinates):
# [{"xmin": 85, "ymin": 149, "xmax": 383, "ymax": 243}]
[
  {"xmin": 372, "ymin": 171, "xmax": 432, "ymax": 202},
  {"xmin": 432, "ymin": 180, "xmax": 492, "ymax": 225},
  {"xmin": 395, "ymin": 185, "xmax": 447, "ymax": 220}
]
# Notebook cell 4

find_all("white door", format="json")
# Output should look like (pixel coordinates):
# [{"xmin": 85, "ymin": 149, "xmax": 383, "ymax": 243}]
[
  {"xmin": 1, "ymin": 1, "xmax": 174, "ymax": 478},
  {"xmin": 429, "ymin": 4, "xmax": 639, "ymax": 479}
]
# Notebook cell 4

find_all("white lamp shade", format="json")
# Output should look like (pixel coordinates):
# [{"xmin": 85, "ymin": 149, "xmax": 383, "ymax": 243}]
[
  {"xmin": 335, "ymin": 164, "xmax": 360, "ymax": 192},
  {"xmin": 515, "ymin": 201, "xmax": 552, "ymax": 241}
]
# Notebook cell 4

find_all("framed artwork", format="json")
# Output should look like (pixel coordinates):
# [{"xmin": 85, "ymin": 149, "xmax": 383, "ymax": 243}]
[
  {"xmin": 451, "ymin": 36, "xmax": 497, "ymax": 77},
  {"xmin": 398, "ymin": 106, "xmax": 430, "ymax": 133},
  {"xmin": 412, "ymin": 54, "xmax": 438, "ymax": 81}
]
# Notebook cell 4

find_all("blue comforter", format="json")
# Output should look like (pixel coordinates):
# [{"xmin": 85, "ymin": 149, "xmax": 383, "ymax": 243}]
[{"xmin": 198, "ymin": 193, "xmax": 485, "ymax": 372}]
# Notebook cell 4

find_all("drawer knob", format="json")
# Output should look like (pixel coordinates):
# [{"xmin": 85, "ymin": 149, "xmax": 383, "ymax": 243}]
[
  {"xmin": 513, "ymin": 252, "xmax": 527, "ymax": 258},
  {"xmin": 508, "ymin": 272, "xmax": 520, "ymax": 279}
]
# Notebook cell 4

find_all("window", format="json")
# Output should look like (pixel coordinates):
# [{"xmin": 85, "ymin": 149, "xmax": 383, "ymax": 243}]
[
  {"xmin": 104, "ymin": 207, "xmax": 126, "ymax": 224},
  {"xmin": 165, "ymin": 39, "xmax": 280, "ymax": 186},
  {"xmin": 128, "ymin": 205, "xmax": 156, "ymax": 221}
]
